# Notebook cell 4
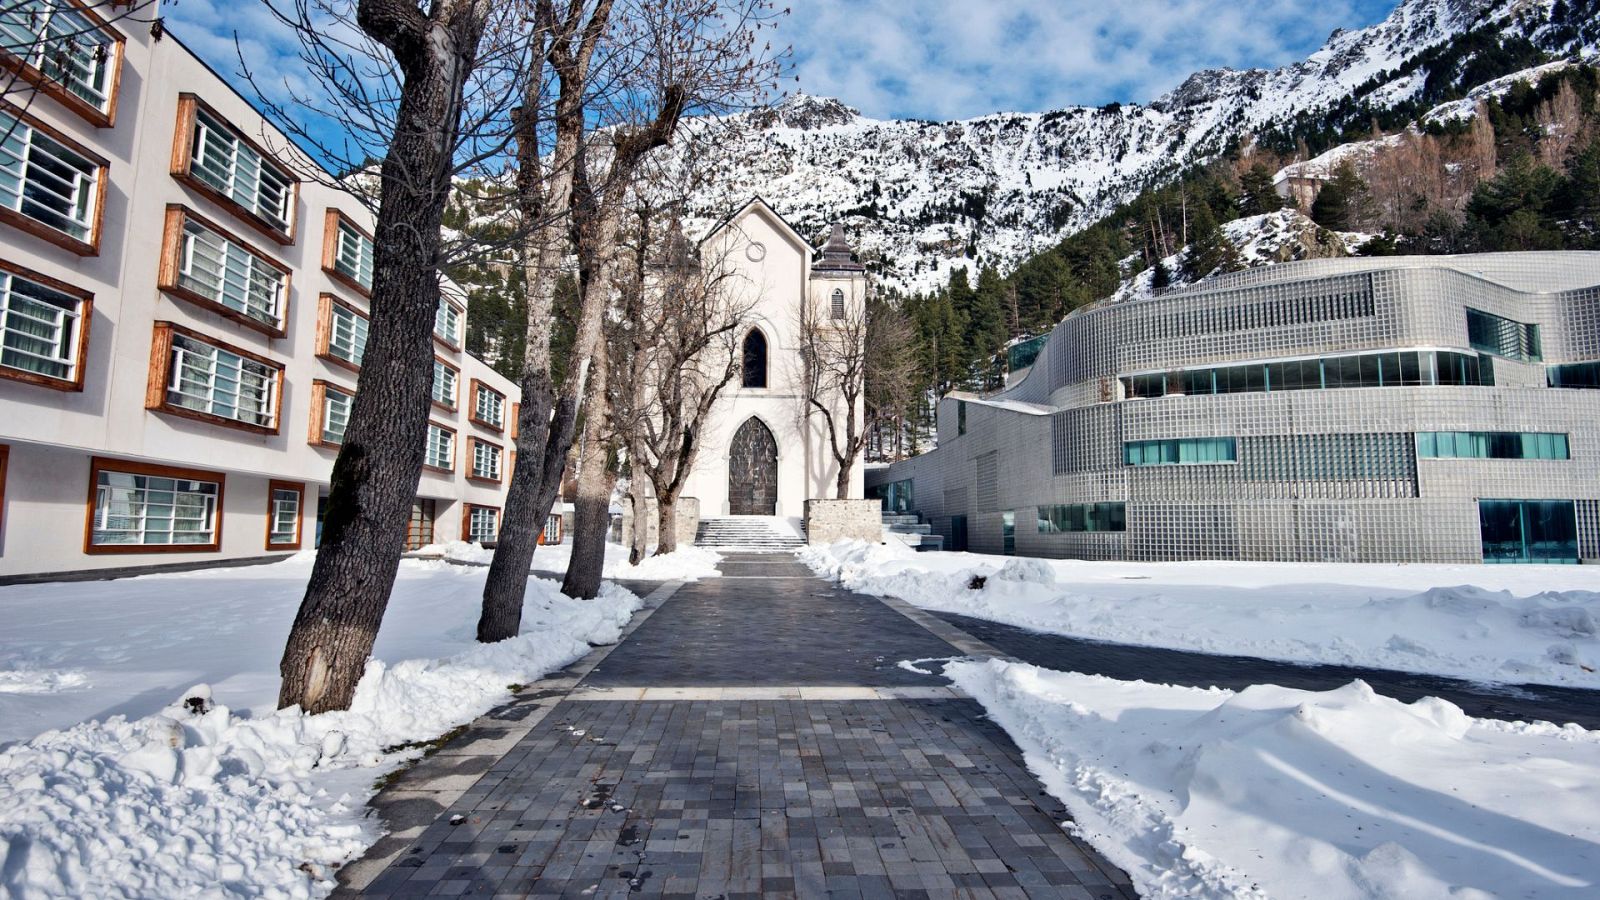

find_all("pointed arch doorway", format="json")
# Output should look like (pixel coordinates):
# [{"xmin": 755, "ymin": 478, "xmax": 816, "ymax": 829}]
[{"xmin": 728, "ymin": 416, "xmax": 778, "ymax": 515}]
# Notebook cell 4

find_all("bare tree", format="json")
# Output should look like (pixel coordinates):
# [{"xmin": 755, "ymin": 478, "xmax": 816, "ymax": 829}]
[
  {"xmin": 619, "ymin": 209, "xmax": 755, "ymax": 557},
  {"xmin": 483, "ymin": 0, "xmax": 781, "ymax": 624},
  {"xmin": 276, "ymin": 0, "xmax": 508, "ymax": 714},
  {"xmin": 1537, "ymin": 81, "xmax": 1584, "ymax": 171},
  {"xmin": 796, "ymin": 257, "xmax": 914, "ymax": 500}
]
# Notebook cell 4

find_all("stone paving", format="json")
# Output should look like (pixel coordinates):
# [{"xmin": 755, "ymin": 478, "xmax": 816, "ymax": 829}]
[{"xmin": 338, "ymin": 553, "xmax": 1136, "ymax": 899}]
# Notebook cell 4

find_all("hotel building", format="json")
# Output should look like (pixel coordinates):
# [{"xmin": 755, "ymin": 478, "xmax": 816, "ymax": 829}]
[
  {"xmin": 868, "ymin": 253, "xmax": 1600, "ymax": 564},
  {"xmin": 0, "ymin": 3, "xmax": 520, "ymax": 579}
]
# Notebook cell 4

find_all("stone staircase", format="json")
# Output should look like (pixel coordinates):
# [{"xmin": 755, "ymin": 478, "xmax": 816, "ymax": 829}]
[
  {"xmin": 883, "ymin": 512, "xmax": 943, "ymax": 552},
  {"xmin": 695, "ymin": 516, "xmax": 805, "ymax": 552}
]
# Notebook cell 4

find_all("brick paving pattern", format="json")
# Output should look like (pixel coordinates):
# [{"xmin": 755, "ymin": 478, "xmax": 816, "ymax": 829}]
[{"xmin": 343, "ymin": 553, "xmax": 1137, "ymax": 899}]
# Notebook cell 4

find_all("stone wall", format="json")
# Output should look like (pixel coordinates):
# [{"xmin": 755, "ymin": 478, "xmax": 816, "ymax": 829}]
[
  {"xmin": 805, "ymin": 499, "xmax": 884, "ymax": 545},
  {"xmin": 619, "ymin": 497, "xmax": 701, "ymax": 549}
]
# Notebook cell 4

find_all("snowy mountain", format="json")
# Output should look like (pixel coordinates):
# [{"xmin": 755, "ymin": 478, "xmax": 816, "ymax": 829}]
[{"xmin": 676, "ymin": 0, "xmax": 1596, "ymax": 293}]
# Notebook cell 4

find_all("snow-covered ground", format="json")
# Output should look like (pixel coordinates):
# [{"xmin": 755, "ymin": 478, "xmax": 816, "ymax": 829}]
[
  {"xmin": 950, "ymin": 659, "xmax": 1600, "ymax": 900},
  {"xmin": 801, "ymin": 541, "xmax": 1600, "ymax": 688},
  {"xmin": 420, "ymin": 538, "xmax": 724, "ymax": 582},
  {"xmin": 0, "ymin": 546, "xmax": 682, "ymax": 898}
]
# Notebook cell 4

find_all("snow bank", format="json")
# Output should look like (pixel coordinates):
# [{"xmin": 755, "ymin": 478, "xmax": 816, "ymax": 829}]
[
  {"xmin": 0, "ymin": 559, "xmax": 642, "ymax": 898},
  {"xmin": 801, "ymin": 541, "xmax": 1600, "ymax": 687},
  {"xmin": 524, "ymin": 540, "xmax": 723, "ymax": 582},
  {"xmin": 949, "ymin": 659, "xmax": 1600, "ymax": 900}
]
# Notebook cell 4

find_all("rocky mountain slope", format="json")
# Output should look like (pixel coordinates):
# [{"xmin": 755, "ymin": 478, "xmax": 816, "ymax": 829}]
[{"xmin": 676, "ymin": 0, "xmax": 1596, "ymax": 294}]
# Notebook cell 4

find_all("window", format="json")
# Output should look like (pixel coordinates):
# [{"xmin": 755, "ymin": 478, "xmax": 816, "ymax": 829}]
[
  {"xmin": 464, "ymin": 504, "xmax": 499, "ymax": 544},
  {"xmin": 87, "ymin": 458, "xmax": 224, "ymax": 553},
  {"xmin": 1036, "ymin": 502, "xmax": 1126, "ymax": 534},
  {"xmin": 431, "ymin": 357, "xmax": 458, "ymax": 409},
  {"xmin": 174, "ymin": 97, "xmax": 296, "ymax": 241},
  {"xmin": 0, "ymin": 259, "xmax": 90, "ymax": 390},
  {"xmin": 510, "ymin": 402, "xmax": 520, "ymax": 439},
  {"xmin": 309, "ymin": 380, "xmax": 352, "ymax": 447},
  {"xmin": 741, "ymin": 328, "xmax": 767, "ymax": 388},
  {"xmin": 471, "ymin": 379, "xmax": 505, "ymax": 430},
  {"xmin": 424, "ymin": 422, "xmax": 455, "ymax": 472},
  {"xmin": 468, "ymin": 437, "xmax": 502, "ymax": 482},
  {"xmin": 323, "ymin": 209, "xmax": 373, "ymax": 295},
  {"xmin": 1119, "ymin": 348, "xmax": 1495, "ymax": 400},
  {"xmin": 0, "ymin": 0, "xmax": 123, "ymax": 124},
  {"xmin": 161, "ymin": 206, "xmax": 290, "ymax": 334},
  {"xmin": 1467, "ymin": 308, "xmax": 1540, "ymax": 362},
  {"xmin": 147, "ymin": 323, "xmax": 282, "ymax": 433},
  {"xmin": 957, "ymin": 400, "xmax": 967, "ymax": 435},
  {"xmin": 830, "ymin": 288, "xmax": 845, "ymax": 320},
  {"xmin": 1479, "ymin": 499, "xmax": 1577, "ymax": 564},
  {"xmin": 1124, "ymin": 438, "xmax": 1237, "ymax": 466},
  {"xmin": 0, "ymin": 107, "xmax": 105, "ymax": 253},
  {"xmin": 434, "ymin": 297, "xmax": 463, "ymax": 348},
  {"xmin": 1416, "ymin": 432, "xmax": 1569, "ymax": 460},
  {"xmin": 315, "ymin": 294, "xmax": 367, "ymax": 370},
  {"xmin": 267, "ymin": 480, "xmax": 302, "ymax": 549},
  {"xmin": 1549, "ymin": 361, "xmax": 1600, "ymax": 389}
]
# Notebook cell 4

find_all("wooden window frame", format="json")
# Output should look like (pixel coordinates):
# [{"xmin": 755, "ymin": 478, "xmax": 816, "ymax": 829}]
[
  {"xmin": 510, "ymin": 401, "xmax": 520, "ymax": 440},
  {"xmin": 0, "ymin": 0, "xmax": 125, "ymax": 129},
  {"xmin": 469, "ymin": 378, "xmax": 505, "ymax": 432},
  {"xmin": 423, "ymin": 420, "xmax": 456, "ymax": 475},
  {"xmin": 0, "ymin": 257, "xmax": 93, "ymax": 391},
  {"xmin": 265, "ymin": 479, "xmax": 304, "ymax": 550},
  {"xmin": 431, "ymin": 355, "xmax": 459, "ymax": 412},
  {"xmin": 462, "ymin": 502, "xmax": 500, "ymax": 544},
  {"xmin": 321, "ymin": 208, "xmax": 374, "ymax": 298},
  {"xmin": 313, "ymin": 293, "xmax": 366, "ymax": 373},
  {"xmin": 467, "ymin": 435, "xmax": 503, "ymax": 484},
  {"xmin": 84, "ymin": 456, "xmax": 226, "ymax": 555},
  {"xmin": 169, "ymin": 94, "xmax": 298, "ymax": 245},
  {"xmin": 145, "ymin": 321, "xmax": 285, "ymax": 435},
  {"xmin": 158, "ymin": 205, "xmax": 292, "ymax": 337},
  {"xmin": 0, "ymin": 102, "xmax": 108, "ymax": 256},
  {"xmin": 308, "ymin": 378, "xmax": 353, "ymax": 448},
  {"xmin": 433, "ymin": 296, "xmax": 465, "ymax": 352}
]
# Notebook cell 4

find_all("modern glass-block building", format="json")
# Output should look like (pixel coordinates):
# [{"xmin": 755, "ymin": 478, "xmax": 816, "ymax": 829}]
[{"xmin": 866, "ymin": 253, "xmax": 1600, "ymax": 564}]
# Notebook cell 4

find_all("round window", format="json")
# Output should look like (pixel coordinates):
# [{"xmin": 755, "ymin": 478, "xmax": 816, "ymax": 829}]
[{"xmin": 745, "ymin": 241, "xmax": 767, "ymax": 262}]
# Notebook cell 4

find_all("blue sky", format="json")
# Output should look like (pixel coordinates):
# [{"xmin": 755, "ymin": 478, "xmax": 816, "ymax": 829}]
[{"xmin": 165, "ymin": 0, "xmax": 1400, "ymax": 124}]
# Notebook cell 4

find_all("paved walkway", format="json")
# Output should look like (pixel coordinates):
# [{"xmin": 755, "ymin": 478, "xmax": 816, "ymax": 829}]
[
  {"xmin": 339, "ymin": 553, "xmax": 1136, "ymax": 899},
  {"xmin": 938, "ymin": 612, "xmax": 1600, "ymax": 729}
]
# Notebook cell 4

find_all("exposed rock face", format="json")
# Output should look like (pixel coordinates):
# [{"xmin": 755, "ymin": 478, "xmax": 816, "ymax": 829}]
[{"xmin": 661, "ymin": 0, "xmax": 1591, "ymax": 293}]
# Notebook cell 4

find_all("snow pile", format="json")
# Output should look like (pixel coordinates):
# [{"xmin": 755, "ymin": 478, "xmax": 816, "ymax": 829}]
[
  {"xmin": 949, "ymin": 659, "xmax": 1600, "ymax": 900},
  {"xmin": 608, "ymin": 545, "xmax": 723, "ymax": 582},
  {"xmin": 800, "ymin": 540, "xmax": 1600, "ymax": 687},
  {"xmin": 411, "ymin": 539, "xmax": 723, "ymax": 581},
  {"xmin": 0, "ymin": 559, "xmax": 642, "ymax": 898}
]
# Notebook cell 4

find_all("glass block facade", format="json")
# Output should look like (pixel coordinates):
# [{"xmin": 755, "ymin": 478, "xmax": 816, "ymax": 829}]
[{"xmin": 867, "ymin": 254, "xmax": 1600, "ymax": 564}]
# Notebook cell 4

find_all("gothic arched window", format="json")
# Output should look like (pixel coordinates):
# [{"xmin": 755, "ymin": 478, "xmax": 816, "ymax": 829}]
[
  {"xmin": 741, "ymin": 328, "xmax": 767, "ymax": 389},
  {"xmin": 830, "ymin": 288, "xmax": 845, "ymax": 320}
]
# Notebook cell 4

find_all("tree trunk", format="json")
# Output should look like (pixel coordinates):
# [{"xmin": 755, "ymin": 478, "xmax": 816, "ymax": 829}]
[
  {"xmin": 627, "ymin": 447, "xmax": 651, "ymax": 565},
  {"xmin": 656, "ymin": 487, "xmax": 679, "ymax": 555},
  {"xmin": 280, "ymin": 0, "xmax": 490, "ymax": 713},
  {"xmin": 562, "ymin": 346, "xmax": 612, "ymax": 599},
  {"xmin": 835, "ymin": 459, "xmax": 852, "ymax": 501}
]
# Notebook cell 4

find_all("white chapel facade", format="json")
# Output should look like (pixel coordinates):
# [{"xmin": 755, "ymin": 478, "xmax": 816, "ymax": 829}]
[{"xmin": 677, "ymin": 198, "xmax": 867, "ymax": 521}]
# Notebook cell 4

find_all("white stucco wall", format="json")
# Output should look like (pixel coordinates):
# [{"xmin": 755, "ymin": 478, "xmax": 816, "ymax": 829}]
[{"xmin": 674, "ymin": 201, "xmax": 866, "ymax": 518}]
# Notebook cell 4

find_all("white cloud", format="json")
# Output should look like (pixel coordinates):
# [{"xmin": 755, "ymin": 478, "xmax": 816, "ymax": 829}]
[{"xmin": 775, "ymin": 0, "xmax": 1395, "ymax": 120}]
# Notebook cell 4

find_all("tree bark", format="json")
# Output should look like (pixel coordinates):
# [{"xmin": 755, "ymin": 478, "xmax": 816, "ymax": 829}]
[
  {"xmin": 279, "ymin": 0, "xmax": 491, "ymax": 713},
  {"xmin": 562, "ymin": 342, "xmax": 613, "ymax": 599},
  {"xmin": 627, "ymin": 441, "xmax": 652, "ymax": 565},
  {"xmin": 656, "ymin": 487, "xmax": 680, "ymax": 555}
]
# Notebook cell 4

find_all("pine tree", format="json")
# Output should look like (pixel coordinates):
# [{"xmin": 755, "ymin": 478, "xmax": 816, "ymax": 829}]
[
  {"xmin": 1183, "ymin": 203, "xmax": 1234, "ymax": 281},
  {"xmin": 967, "ymin": 267, "xmax": 1008, "ymax": 365},
  {"xmin": 1238, "ymin": 163, "xmax": 1285, "ymax": 216}
]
